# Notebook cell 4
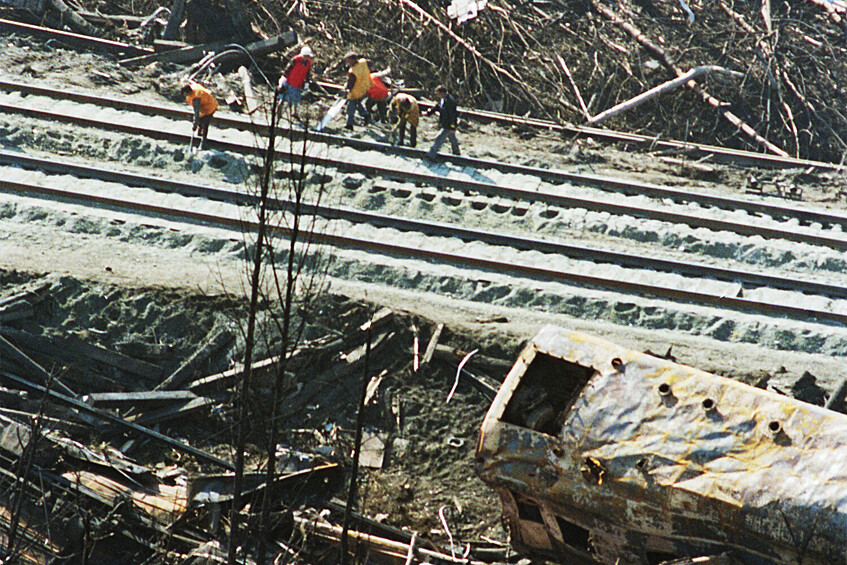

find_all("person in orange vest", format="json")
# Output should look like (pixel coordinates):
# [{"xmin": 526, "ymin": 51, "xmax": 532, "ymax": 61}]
[
  {"xmin": 278, "ymin": 45, "xmax": 314, "ymax": 114},
  {"xmin": 389, "ymin": 92, "xmax": 419, "ymax": 147},
  {"xmin": 365, "ymin": 70, "xmax": 391, "ymax": 123},
  {"xmin": 343, "ymin": 51, "xmax": 373, "ymax": 130},
  {"xmin": 181, "ymin": 81, "xmax": 218, "ymax": 151}
]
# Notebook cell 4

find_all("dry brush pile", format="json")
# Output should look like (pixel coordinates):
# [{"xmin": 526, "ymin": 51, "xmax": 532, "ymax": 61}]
[{"xmin": 79, "ymin": 0, "xmax": 847, "ymax": 161}]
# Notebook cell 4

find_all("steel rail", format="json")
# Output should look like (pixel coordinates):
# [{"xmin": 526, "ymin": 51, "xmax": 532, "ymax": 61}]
[
  {"xmin": 2, "ymin": 23, "xmax": 822, "ymax": 171},
  {"xmin": 3, "ymin": 79, "xmax": 847, "ymax": 231},
  {"xmin": 3, "ymin": 101, "xmax": 847, "ymax": 251},
  {"xmin": 311, "ymin": 80, "xmax": 842, "ymax": 172},
  {"xmin": 0, "ymin": 18, "xmax": 153, "ymax": 57},
  {"xmin": 2, "ymin": 150, "xmax": 846, "ymax": 300},
  {"xmin": 2, "ymin": 176, "xmax": 845, "ymax": 326}
]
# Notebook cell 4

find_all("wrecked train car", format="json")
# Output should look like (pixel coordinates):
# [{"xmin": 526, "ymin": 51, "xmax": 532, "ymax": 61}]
[{"xmin": 475, "ymin": 326, "xmax": 847, "ymax": 565}]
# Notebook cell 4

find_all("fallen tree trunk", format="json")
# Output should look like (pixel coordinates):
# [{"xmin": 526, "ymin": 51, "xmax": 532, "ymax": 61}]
[
  {"xmin": 588, "ymin": 66, "xmax": 743, "ymax": 125},
  {"xmin": 591, "ymin": 0, "xmax": 790, "ymax": 158},
  {"xmin": 48, "ymin": 0, "xmax": 102, "ymax": 37}
]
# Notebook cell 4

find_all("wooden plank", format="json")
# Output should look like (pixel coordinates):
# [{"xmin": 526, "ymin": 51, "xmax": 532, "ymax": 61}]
[
  {"xmin": 128, "ymin": 396, "xmax": 216, "ymax": 426},
  {"xmin": 238, "ymin": 65, "xmax": 258, "ymax": 114},
  {"xmin": 0, "ymin": 281, "xmax": 51, "ymax": 309},
  {"xmin": 153, "ymin": 39, "xmax": 188, "ymax": 52},
  {"xmin": 155, "ymin": 329, "xmax": 233, "ymax": 390},
  {"xmin": 83, "ymin": 390, "xmax": 198, "ymax": 408},
  {"xmin": 358, "ymin": 431, "xmax": 387, "ymax": 468},
  {"xmin": 63, "ymin": 470, "xmax": 188, "ymax": 524},
  {"xmin": 161, "ymin": 0, "xmax": 186, "ymax": 40},
  {"xmin": 0, "ymin": 327, "xmax": 161, "ymax": 383},
  {"xmin": 0, "ymin": 301, "xmax": 34, "ymax": 323},
  {"xmin": 0, "ymin": 18, "xmax": 152, "ymax": 57},
  {"xmin": 421, "ymin": 323, "xmax": 444, "ymax": 366},
  {"xmin": 188, "ymin": 355, "xmax": 281, "ymax": 391},
  {"xmin": 0, "ymin": 334, "xmax": 77, "ymax": 397}
]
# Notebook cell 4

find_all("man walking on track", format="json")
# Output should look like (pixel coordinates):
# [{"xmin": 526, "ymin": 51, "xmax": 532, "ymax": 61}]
[
  {"xmin": 343, "ymin": 51, "xmax": 373, "ymax": 131},
  {"xmin": 181, "ymin": 80, "xmax": 218, "ymax": 151},
  {"xmin": 426, "ymin": 85, "xmax": 460, "ymax": 158}
]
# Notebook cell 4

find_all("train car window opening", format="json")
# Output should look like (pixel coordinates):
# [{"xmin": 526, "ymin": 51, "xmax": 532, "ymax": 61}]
[
  {"xmin": 502, "ymin": 353, "xmax": 595, "ymax": 435},
  {"xmin": 516, "ymin": 499, "xmax": 544, "ymax": 523},
  {"xmin": 554, "ymin": 515, "xmax": 591, "ymax": 552}
]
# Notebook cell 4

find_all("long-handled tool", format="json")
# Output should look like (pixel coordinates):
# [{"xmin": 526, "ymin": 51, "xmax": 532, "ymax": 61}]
[{"xmin": 316, "ymin": 98, "xmax": 346, "ymax": 131}]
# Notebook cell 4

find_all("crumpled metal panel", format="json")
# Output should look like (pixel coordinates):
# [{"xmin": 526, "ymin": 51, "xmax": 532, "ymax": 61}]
[{"xmin": 476, "ymin": 326, "xmax": 847, "ymax": 565}]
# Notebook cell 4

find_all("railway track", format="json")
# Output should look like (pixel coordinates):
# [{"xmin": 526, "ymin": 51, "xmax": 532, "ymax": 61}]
[
  {"xmin": 2, "ymin": 83, "xmax": 847, "ymax": 239},
  {"xmin": 2, "ymin": 150, "xmax": 847, "ymax": 326},
  {"xmin": 3, "ymin": 79, "xmax": 847, "ymax": 229},
  {"xmin": 2, "ymin": 148, "xmax": 846, "ymax": 301},
  {"xmin": 2, "ymin": 77, "xmax": 847, "ymax": 336}
]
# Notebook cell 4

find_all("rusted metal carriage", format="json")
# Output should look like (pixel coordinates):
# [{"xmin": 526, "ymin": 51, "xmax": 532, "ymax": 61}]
[{"xmin": 475, "ymin": 326, "xmax": 847, "ymax": 565}]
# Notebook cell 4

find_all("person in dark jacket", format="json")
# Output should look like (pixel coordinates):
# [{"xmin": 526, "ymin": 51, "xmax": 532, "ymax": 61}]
[{"xmin": 425, "ymin": 85, "xmax": 460, "ymax": 157}]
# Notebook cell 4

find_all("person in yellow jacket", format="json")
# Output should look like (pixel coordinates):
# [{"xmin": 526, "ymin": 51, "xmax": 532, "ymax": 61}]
[
  {"xmin": 343, "ymin": 51, "xmax": 372, "ymax": 131},
  {"xmin": 180, "ymin": 81, "xmax": 218, "ymax": 150},
  {"xmin": 389, "ymin": 93, "xmax": 419, "ymax": 147}
]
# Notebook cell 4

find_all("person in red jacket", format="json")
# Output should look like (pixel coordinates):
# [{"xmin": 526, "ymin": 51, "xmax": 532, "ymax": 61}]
[
  {"xmin": 181, "ymin": 80, "xmax": 218, "ymax": 151},
  {"xmin": 278, "ymin": 45, "xmax": 314, "ymax": 113},
  {"xmin": 365, "ymin": 70, "xmax": 391, "ymax": 123}
]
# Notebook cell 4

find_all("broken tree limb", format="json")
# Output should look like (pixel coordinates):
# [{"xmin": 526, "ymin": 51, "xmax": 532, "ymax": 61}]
[
  {"xmin": 188, "ymin": 355, "xmax": 281, "ymax": 391},
  {"xmin": 237, "ymin": 66, "xmax": 259, "ymax": 114},
  {"xmin": 48, "ymin": 0, "xmax": 102, "ymax": 37},
  {"xmin": 162, "ymin": 0, "xmax": 186, "ymax": 40},
  {"xmin": 557, "ymin": 54, "xmax": 590, "ymax": 120},
  {"xmin": 591, "ymin": 0, "xmax": 790, "ymax": 158},
  {"xmin": 421, "ymin": 323, "xmax": 444, "ymax": 367},
  {"xmin": 394, "ymin": 0, "xmax": 520, "ymax": 86},
  {"xmin": 432, "ymin": 344, "xmax": 512, "ymax": 376},
  {"xmin": 588, "ymin": 66, "xmax": 743, "ymax": 125},
  {"xmin": 295, "ymin": 513, "xmax": 487, "ymax": 565}
]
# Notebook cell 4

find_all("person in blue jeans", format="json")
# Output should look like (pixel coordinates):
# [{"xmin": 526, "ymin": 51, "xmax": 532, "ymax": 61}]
[
  {"xmin": 343, "ymin": 51, "xmax": 373, "ymax": 131},
  {"xmin": 426, "ymin": 85, "xmax": 460, "ymax": 157}
]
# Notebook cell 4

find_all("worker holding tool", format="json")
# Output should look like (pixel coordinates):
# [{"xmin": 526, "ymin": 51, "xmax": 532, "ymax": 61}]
[
  {"xmin": 278, "ymin": 45, "xmax": 314, "ymax": 115},
  {"xmin": 389, "ymin": 92, "xmax": 420, "ymax": 148},
  {"xmin": 181, "ymin": 80, "xmax": 218, "ymax": 152},
  {"xmin": 343, "ymin": 51, "xmax": 372, "ymax": 131},
  {"xmin": 426, "ymin": 85, "xmax": 460, "ymax": 158}
]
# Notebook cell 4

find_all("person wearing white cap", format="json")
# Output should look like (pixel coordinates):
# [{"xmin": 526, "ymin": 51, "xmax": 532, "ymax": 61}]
[{"xmin": 278, "ymin": 45, "xmax": 315, "ymax": 114}]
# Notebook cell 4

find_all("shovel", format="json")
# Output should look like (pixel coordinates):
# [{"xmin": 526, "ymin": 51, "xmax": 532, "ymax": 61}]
[
  {"xmin": 188, "ymin": 125, "xmax": 197, "ymax": 156},
  {"xmin": 316, "ymin": 98, "xmax": 346, "ymax": 131}
]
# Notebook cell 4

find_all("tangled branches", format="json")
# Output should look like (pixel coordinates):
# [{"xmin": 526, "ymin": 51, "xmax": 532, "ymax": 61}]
[{"xmin": 96, "ymin": 0, "xmax": 847, "ymax": 161}]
